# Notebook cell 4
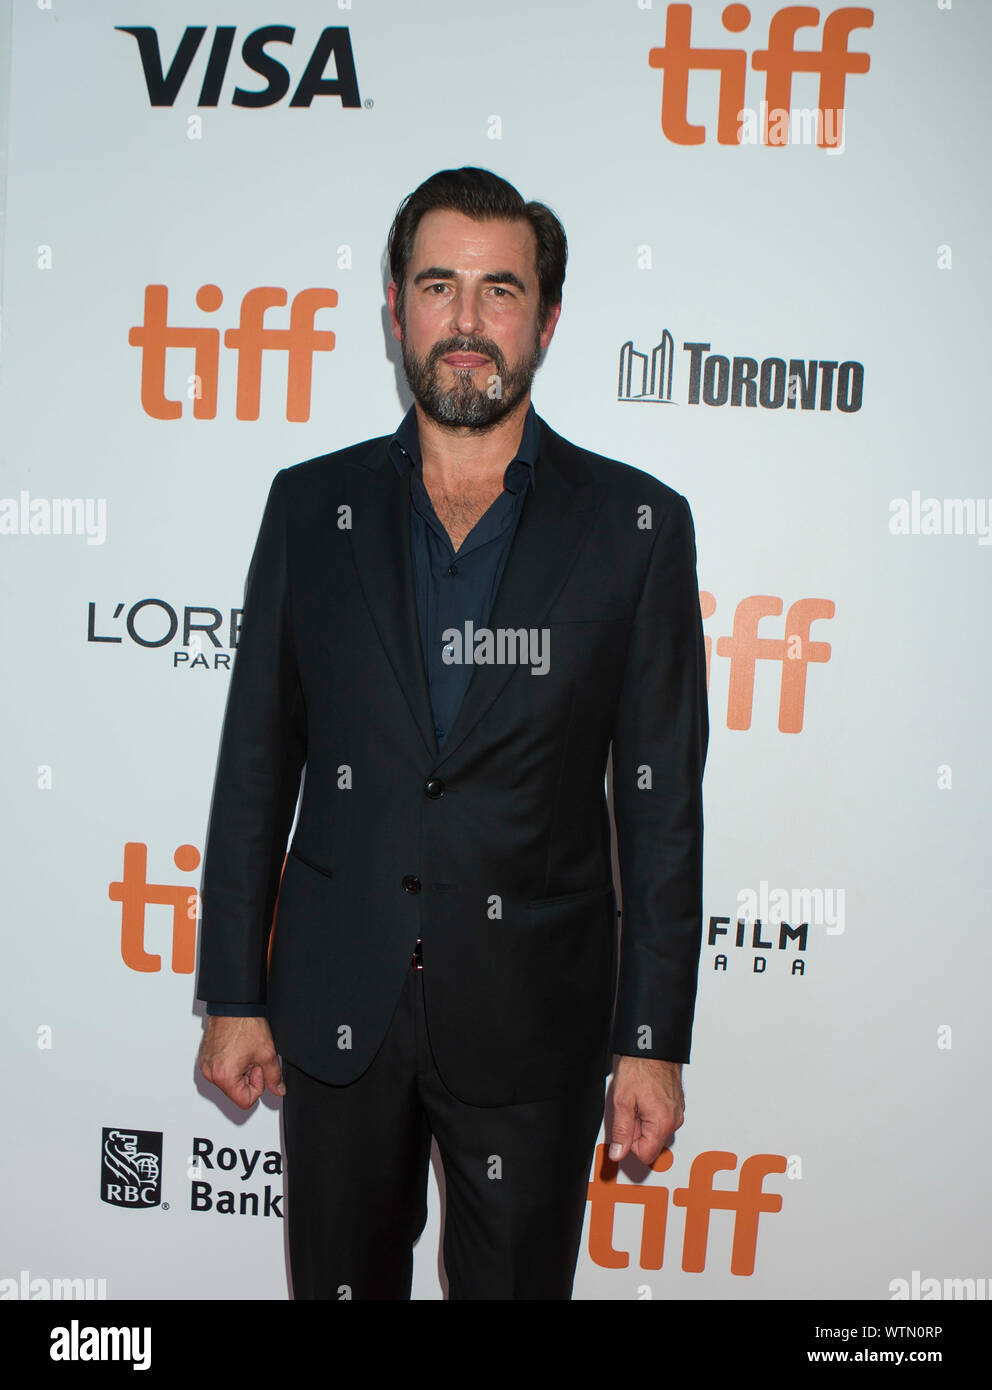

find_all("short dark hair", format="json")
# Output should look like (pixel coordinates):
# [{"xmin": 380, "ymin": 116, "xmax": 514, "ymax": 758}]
[{"xmin": 387, "ymin": 167, "xmax": 567, "ymax": 327}]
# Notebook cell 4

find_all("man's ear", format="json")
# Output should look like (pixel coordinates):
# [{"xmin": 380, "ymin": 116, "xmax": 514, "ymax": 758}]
[
  {"xmin": 539, "ymin": 300, "xmax": 562, "ymax": 351},
  {"xmin": 387, "ymin": 282, "xmax": 403, "ymax": 342}
]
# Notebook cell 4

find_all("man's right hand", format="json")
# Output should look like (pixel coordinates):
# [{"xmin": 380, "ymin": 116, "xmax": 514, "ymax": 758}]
[{"xmin": 197, "ymin": 1016, "xmax": 286, "ymax": 1110}]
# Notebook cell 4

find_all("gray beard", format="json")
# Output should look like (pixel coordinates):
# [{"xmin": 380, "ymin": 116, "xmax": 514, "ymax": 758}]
[{"xmin": 400, "ymin": 332, "xmax": 542, "ymax": 431}]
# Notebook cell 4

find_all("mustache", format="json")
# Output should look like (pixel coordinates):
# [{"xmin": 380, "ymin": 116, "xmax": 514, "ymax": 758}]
[{"xmin": 427, "ymin": 337, "xmax": 505, "ymax": 370}]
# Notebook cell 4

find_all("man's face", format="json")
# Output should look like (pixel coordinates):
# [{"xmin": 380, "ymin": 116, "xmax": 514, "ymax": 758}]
[{"xmin": 388, "ymin": 208, "xmax": 560, "ymax": 430}]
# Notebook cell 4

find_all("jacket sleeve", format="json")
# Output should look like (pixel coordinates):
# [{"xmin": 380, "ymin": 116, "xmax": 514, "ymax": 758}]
[
  {"xmin": 195, "ymin": 468, "xmax": 307, "ymax": 1010},
  {"xmin": 609, "ymin": 492, "xmax": 708, "ymax": 1063}
]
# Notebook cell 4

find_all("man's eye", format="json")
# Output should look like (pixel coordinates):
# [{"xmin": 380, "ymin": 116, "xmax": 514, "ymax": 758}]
[{"xmin": 428, "ymin": 283, "xmax": 449, "ymax": 293}]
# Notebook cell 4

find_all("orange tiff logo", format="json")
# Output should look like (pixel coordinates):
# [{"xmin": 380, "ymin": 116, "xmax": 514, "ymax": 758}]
[
  {"xmin": 128, "ymin": 284, "xmax": 336, "ymax": 421},
  {"xmin": 587, "ymin": 1144, "xmax": 786, "ymax": 1274},
  {"xmin": 649, "ymin": 4, "xmax": 873, "ymax": 147},
  {"xmin": 111, "ymin": 842, "xmax": 201, "ymax": 973},
  {"xmin": 112, "ymin": 842, "xmax": 286, "ymax": 974},
  {"xmin": 702, "ymin": 592, "xmax": 834, "ymax": 732}
]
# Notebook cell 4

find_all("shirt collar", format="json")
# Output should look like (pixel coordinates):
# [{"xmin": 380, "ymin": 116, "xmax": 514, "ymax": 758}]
[{"xmin": 388, "ymin": 402, "xmax": 539, "ymax": 494}]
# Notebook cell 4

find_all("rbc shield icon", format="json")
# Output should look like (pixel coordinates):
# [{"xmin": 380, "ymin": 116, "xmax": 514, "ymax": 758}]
[{"xmin": 100, "ymin": 1127, "xmax": 163, "ymax": 1208}]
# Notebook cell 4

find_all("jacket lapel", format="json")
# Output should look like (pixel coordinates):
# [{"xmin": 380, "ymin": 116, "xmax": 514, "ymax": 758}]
[{"xmin": 345, "ymin": 439, "xmax": 439, "ymax": 761}]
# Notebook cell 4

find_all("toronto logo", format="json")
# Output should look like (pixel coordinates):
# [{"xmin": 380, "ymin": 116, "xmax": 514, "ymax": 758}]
[
  {"xmin": 619, "ymin": 331, "xmax": 863, "ymax": 413},
  {"xmin": 618, "ymin": 332, "xmax": 675, "ymax": 403}
]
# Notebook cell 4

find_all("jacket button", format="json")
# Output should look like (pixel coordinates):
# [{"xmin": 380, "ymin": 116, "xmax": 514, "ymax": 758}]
[
  {"xmin": 425, "ymin": 778, "xmax": 445, "ymax": 799},
  {"xmin": 402, "ymin": 875, "xmax": 421, "ymax": 894}
]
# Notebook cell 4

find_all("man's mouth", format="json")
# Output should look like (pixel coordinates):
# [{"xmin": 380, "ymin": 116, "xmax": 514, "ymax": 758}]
[{"xmin": 442, "ymin": 352, "xmax": 489, "ymax": 369}]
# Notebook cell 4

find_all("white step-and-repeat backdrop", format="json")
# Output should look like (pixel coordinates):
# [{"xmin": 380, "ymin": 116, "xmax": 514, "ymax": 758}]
[{"xmin": 2, "ymin": 0, "xmax": 988, "ymax": 1302}]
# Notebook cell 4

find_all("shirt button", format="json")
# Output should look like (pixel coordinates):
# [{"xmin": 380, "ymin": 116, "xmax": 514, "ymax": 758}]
[
  {"xmin": 402, "ymin": 875, "xmax": 421, "ymax": 894},
  {"xmin": 425, "ymin": 778, "xmax": 445, "ymax": 799}
]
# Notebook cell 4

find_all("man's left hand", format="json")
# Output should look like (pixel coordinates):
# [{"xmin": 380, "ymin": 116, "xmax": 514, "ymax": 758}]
[{"xmin": 606, "ymin": 1055, "xmax": 685, "ymax": 1166}]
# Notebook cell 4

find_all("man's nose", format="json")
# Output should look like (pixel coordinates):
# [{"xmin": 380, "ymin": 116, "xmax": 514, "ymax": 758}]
[{"xmin": 448, "ymin": 287, "xmax": 484, "ymax": 337}]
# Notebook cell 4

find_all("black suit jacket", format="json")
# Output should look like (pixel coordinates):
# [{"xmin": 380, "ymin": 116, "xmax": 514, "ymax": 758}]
[{"xmin": 196, "ymin": 416, "xmax": 708, "ymax": 1106}]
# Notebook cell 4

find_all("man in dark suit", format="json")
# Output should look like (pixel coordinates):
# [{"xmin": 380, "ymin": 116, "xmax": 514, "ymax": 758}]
[{"xmin": 195, "ymin": 167, "xmax": 708, "ymax": 1300}]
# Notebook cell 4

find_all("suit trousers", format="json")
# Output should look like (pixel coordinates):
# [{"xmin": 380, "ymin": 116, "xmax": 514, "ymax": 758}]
[{"xmin": 281, "ymin": 955, "xmax": 607, "ymax": 1300}]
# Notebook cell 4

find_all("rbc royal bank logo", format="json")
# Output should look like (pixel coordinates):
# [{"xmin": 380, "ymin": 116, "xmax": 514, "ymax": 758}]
[{"xmin": 100, "ymin": 1129, "xmax": 163, "ymax": 1209}]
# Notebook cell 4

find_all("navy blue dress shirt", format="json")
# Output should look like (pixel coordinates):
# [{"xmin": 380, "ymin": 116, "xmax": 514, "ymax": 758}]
[
  {"xmin": 206, "ymin": 403, "xmax": 540, "ymax": 1017},
  {"xmin": 388, "ymin": 402, "xmax": 538, "ymax": 746}
]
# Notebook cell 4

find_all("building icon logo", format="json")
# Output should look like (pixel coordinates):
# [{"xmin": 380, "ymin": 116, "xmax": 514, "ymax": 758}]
[{"xmin": 618, "ymin": 331, "xmax": 675, "ymax": 403}]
